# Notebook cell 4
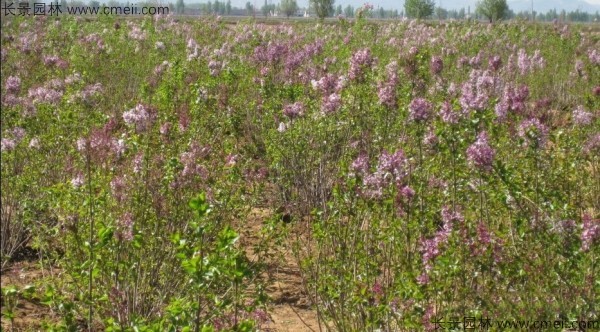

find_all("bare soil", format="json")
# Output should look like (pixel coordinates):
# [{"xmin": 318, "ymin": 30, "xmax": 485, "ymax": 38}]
[{"xmin": 1, "ymin": 208, "xmax": 320, "ymax": 331}]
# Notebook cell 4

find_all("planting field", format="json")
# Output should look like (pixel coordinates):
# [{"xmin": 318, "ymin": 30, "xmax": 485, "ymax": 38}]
[{"xmin": 1, "ymin": 13, "xmax": 599, "ymax": 331}]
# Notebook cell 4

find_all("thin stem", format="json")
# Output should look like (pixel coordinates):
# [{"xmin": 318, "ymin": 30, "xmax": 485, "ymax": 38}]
[{"xmin": 86, "ymin": 149, "xmax": 94, "ymax": 332}]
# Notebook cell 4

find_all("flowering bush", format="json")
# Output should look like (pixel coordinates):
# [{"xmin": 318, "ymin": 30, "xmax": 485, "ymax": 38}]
[{"xmin": 1, "ymin": 14, "xmax": 598, "ymax": 330}]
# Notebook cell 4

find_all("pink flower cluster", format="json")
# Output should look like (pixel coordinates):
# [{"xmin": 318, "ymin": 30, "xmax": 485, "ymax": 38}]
[
  {"xmin": 517, "ymin": 49, "xmax": 545, "ymax": 75},
  {"xmin": 123, "ymin": 104, "xmax": 153, "ymax": 132},
  {"xmin": 377, "ymin": 61, "xmax": 399, "ymax": 108},
  {"xmin": 351, "ymin": 149, "xmax": 407, "ymax": 200},
  {"xmin": 581, "ymin": 213, "xmax": 599, "ymax": 251},
  {"xmin": 409, "ymin": 97, "xmax": 433, "ymax": 122},
  {"xmin": 283, "ymin": 101, "xmax": 305, "ymax": 119},
  {"xmin": 572, "ymin": 105, "xmax": 593, "ymax": 126},
  {"xmin": 349, "ymin": 48, "xmax": 376, "ymax": 81},
  {"xmin": 518, "ymin": 118, "xmax": 549, "ymax": 149},
  {"xmin": 495, "ymin": 84, "xmax": 529, "ymax": 120},
  {"xmin": 312, "ymin": 73, "xmax": 345, "ymax": 114},
  {"xmin": 460, "ymin": 69, "xmax": 497, "ymax": 113},
  {"xmin": 418, "ymin": 207, "xmax": 463, "ymax": 284},
  {"xmin": 466, "ymin": 131, "xmax": 496, "ymax": 172}
]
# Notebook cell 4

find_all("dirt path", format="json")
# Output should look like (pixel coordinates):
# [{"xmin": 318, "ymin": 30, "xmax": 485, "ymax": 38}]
[
  {"xmin": 1, "ymin": 208, "xmax": 321, "ymax": 331},
  {"xmin": 240, "ymin": 208, "xmax": 320, "ymax": 332}
]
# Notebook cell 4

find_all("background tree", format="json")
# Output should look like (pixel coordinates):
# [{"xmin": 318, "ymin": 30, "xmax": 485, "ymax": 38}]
[
  {"xmin": 245, "ymin": 1, "xmax": 254, "ymax": 15},
  {"xmin": 344, "ymin": 4, "xmax": 354, "ymax": 17},
  {"xmin": 310, "ymin": 0, "xmax": 334, "ymax": 19},
  {"xmin": 175, "ymin": 0, "xmax": 184, "ymax": 14},
  {"xmin": 335, "ymin": 4, "xmax": 342, "ymax": 16},
  {"xmin": 280, "ymin": 0, "xmax": 298, "ymax": 17},
  {"xmin": 226, "ymin": 0, "xmax": 231, "ymax": 14},
  {"xmin": 404, "ymin": 0, "xmax": 434, "ymax": 19},
  {"xmin": 476, "ymin": 0, "xmax": 509, "ymax": 22},
  {"xmin": 436, "ymin": 6, "xmax": 448, "ymax": 19}
]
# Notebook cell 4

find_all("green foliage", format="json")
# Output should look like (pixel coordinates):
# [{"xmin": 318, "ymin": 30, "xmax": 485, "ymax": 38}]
[
  {"xmin": 280, "ymin": 0, "xmax": 298, "ymax": 17},
  {"xmin": 404, "ymin": 0, "xmax": 435, "ymax": 19},
  {"xmin": 310, "ymin": 0, "xmax": 334, "ymax": 19},
  {"xmin": 1, "ymin": 13, "xmax": 598, "ymax": 331},
  {"xmin": 476, "ymin": 0, "xmax": 509, "ymax": 22},
  {"xmin": 176, "ymin": 0, "xmax": 185, "ymax": 14}
]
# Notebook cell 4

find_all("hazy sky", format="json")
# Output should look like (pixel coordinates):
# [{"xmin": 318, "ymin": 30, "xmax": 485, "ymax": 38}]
[{"xmin": 229, "ymin": 0, "xmax": 600, "ymax": 12}]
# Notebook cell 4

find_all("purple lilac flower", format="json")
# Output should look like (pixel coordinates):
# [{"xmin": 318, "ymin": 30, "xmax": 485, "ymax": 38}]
[
  {"xmin": 377, "ymin": 83, "xmax": 396, "ymax": 108},
  {"xmin": 1, "ymin": 138, "xmax": 16, "ymax": 152},
  {"xmin": 75, "ymin": 83, "xmax": 103, "ymax": 103},
  {"xmin": 322, "ymin": 93, "xmax": 342, "ymax": 114},
  {"xmin": 110, "ymin": 176, "xmax": 128, "ymax": 203},
  {"xmin": 179, "ymin": 143, "xmax": 211, "ymax": 178},
  {"xmin": 495, "ymin": 85, "xmax": 529, "ymax": 120},
  {"xmin": 572, "ymin": 106, "xmax": 593, "ymax": 125},
  {"xmin": 350, "ymin": 152, "xmax": 369, "ymax": 177},
  {"xmin": 472, "ymin": 221, "xmax": 492, "ymax": 256},
  {"xmin": 361, "ymin": 172, "xmax": 385, "ymax": 199},
  {"xmin": 28, "ymin": 137, "xmax": 40, "ymax": 149},
  {"xmin": 28, "ymin": 87, "xmax": 63, "ymax": 104},
  {"xmin": 551, "ymin": 219, "xmax": 576, "ymax": 236},
  {"xmin": 517, "ymin": 49, "xmax": 545, "ymax": 75},
  {"xmin": 179, "ymin": 110, "xmax": 190, "ymax": 132},
  {"xmin": 277, "ymin": 122, "xmax": 287, "ymax": 133},
  {"xmin": 420, "ymin": 226, "xmax": 450, "ymax": 271},
  {"xmin": 518, "ymin": 118, "xmax": 549, "ymax": 149},
  {"xmin": 225, "ymin": 154, "xmax": 238, "ymax": 167},
  {"xmin": 311, "ymin": 73, "xmax": 344, "ymax": 95},
  {"xmin": 375, "ymin": 61, "xmax": 400, "ymax": 109},
  {"xmin": 159, "ymin": 122, "xmax": 171, "ymax": 136},
  {"xmin": 133, "ymin": 153, "xmax": 144, "ymax": 174},
  {"xmin": 349, "ymin": 48, "xmax": 375, "ymax": 81},
  {"xmin": 460, "ymin": 69, "xmax": 497, "ymax": 113},
  {"xmin": 430, "ymin": 56, "xmax": 443, "ymax": 75},
  {"xmin": 283, "ymin": 101, "xmax": 305, "ymax": 119},
  {"xmin": 5, "ymin": 76, "xmax": 21, "ymax": 94},
  {"xmin": 400, "ymin": 185, "xmax": 415, "ymax": 199},
  {"xmin": 12, "ymin": 127, "xmax": 26, "ymax": 143},
  {"xmin": 466, "ymin": 131, "xmax": 495, "ymax": 172},
  {"xmin": 439, "ymin": 101, "xmax": 460, "ymax": 124},
  {"xmin": 488, "ymin": 55, "xmax": 502, "ymax": 71},
  {"xmin": 117, "ymin": 212, "xmax": 134, "ymax": 242},
  {"xmin": 581, "ymin": 213, "xmax": 599, "ymax": 251},
  {"xmin": 469, "ymin": 51, "xmax": 483, "ymax": 68},
  {"xmin": 123, "ymin": 104, "xmax": 152, "ymax": 132},
  {"xmin": 416, "ymin": 273, "xmax": 430, "ymax": 285},
  {"xmin": 409, "ymin": 97, "xmax": 433, "ymax": 122},
  {"xmin": 42, "ymin": 55, "xmax": 68, "ymax": 69},
  {"xmin": 385, "ymin": 61, "xmax": 399, "ymax": 86},
  {"xmin": 377, "ymin": 149, "xmax": 407, "ymax": 181},
  {"xmin": 128, "ymin": 25, "xmax": 147, "ymax": 41},
  {"xmin": 423, "ymin": 128, "xmax": 438, "ymax": 147},
  {"xmin": 3, "ymin": 94, "xmax": 22, "ymax": 107},
  {"xmin": 371, "ymin": 281, "xmax": 383, "ymax": 297},
  {"xmin": 71, "ymin": 174, "xmax": 84, "ymax": 188},
  {"xmin": 583, "ymin": 133, "xmax": 600, "ymax": 155},
  {"xmin": 517, "ymin": 49, "xmax": 531, "ymax": 75},
  {"xmin": 208, "ymin": 60, "xmax": 222, "ymax": 76},
  {"xmin": 588, "ymin": 49, "xmax": 600, "ymax": 65},
  {"xmin": 111, "ymin": 138, "xmax": 127, "ymax": 158}
]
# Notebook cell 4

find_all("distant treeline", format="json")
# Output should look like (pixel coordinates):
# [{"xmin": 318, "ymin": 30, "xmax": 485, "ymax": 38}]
[{"xmin": 63, "ymin": 0, "xmax": 600, "ymax": 22}]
